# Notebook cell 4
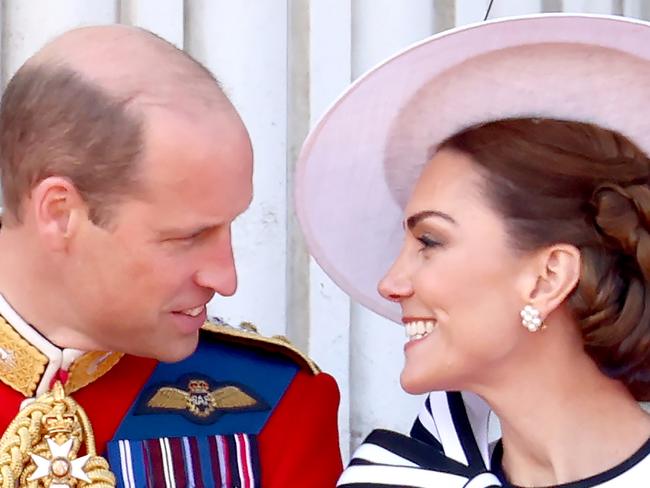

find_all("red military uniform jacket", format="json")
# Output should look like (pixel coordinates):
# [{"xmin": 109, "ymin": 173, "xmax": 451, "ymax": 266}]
[{"xmin": 0, "ymin": 302, "xmax": 342, "ymax": 487}]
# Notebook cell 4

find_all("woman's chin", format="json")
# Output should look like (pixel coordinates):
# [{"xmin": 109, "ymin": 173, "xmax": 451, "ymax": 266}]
[
  {"xmin": 400, "ymin": 367, "xmax": 458, "ymax": 395},
  {"xmin": 400, "ymin": 371, "xmax": 435, "ymax": 395}
]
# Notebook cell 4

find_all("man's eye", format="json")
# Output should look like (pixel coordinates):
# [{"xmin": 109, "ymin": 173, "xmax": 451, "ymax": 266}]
[{"xmin": 168, "ymin": 230, "xmax": 204, "ymax": 243}]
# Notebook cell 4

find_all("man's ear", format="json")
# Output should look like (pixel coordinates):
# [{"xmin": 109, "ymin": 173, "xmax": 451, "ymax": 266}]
[
  {"xmin": 519, "ymin": 244, "xmax": 581, "ymax": 318},
  {"xmin": 29, "ymin": 176, "xmax": 86, "ymax": 251}
]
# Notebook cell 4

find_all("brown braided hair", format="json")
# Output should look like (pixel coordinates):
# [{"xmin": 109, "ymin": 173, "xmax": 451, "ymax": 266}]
[{"xmin": 438, "ymin": 118, "xmax": 650, "ymax": 400}]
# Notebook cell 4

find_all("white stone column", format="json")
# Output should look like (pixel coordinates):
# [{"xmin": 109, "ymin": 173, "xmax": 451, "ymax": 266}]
[
  {"xmin": 3, "ymin": 0, "xmax": 117, "ymax": 82},
  {"xmin": 187, "ymin": 0, "xmax": 290, "ymax": 337},
  {"xmin": 120, "ymin": 0, "xmax": 184, "ymax": 47}
]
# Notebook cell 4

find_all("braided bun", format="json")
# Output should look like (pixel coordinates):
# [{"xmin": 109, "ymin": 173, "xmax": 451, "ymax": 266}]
[
  {"xmin": 593, "ymin": 183, "xmax": 650, "ymax": 280},
  {"xmin": 581, "ymin": 184, "xmax": 650, "ymax": 397}
]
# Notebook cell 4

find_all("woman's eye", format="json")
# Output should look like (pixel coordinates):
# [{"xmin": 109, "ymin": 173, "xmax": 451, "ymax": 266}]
[{"xmin": 416, "ymin": 235, "xmax": 442, "ymax": 250}]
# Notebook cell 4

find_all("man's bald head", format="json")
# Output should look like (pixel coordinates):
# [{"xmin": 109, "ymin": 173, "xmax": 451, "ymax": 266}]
[
  {"xmin": 0, "ymin": 25, "xmax": 231, "ymax": 226},
  {"xmin": 29, "ymin": 25, "xmax": 228, "ymax": 111}
]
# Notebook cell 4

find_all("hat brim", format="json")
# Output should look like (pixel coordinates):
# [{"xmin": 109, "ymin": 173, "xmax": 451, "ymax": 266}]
[{"xmin": 295, "ymin": 14, "xmax": 650, "ymax": 323}]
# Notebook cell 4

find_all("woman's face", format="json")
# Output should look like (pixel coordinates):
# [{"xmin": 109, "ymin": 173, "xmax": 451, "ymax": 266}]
[{"xmin": 379, "ymin": 148, "xmax": 534, "ymax": 394}]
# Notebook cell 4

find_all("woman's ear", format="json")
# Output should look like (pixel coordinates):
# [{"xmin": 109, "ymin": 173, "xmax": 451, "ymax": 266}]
[{"xmin": 521, "ymin": 244, "xmax": 581, "ymax": 318}]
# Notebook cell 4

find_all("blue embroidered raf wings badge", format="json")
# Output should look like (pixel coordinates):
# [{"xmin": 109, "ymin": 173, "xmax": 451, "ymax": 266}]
[{"xmin": 137, "ymin": 374, "xmax": 270, "ymax": 424}]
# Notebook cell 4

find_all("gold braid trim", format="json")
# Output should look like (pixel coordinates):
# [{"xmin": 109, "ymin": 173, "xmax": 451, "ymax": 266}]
[
  {"xmin": 0, "ymin": 315, "xmax": 48, "ymax": 397},
  {"xmin": 0, "ymin": 381, "xmax": 115, "ymax": 487},
  {"xmin": 202, "ymin": 321, "xmax": 321, "ymax": 375}
]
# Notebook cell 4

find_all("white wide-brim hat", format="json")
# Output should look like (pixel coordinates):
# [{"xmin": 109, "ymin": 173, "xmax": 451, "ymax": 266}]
[{"xmin": 295, "ymin": 14, "xmax": 650, "ymax": 324}]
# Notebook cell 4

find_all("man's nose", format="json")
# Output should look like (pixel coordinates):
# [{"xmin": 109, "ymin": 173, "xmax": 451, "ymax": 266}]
[{"xmin": 194, "ymin": 230, "xmax": 238, "ymax": 296}]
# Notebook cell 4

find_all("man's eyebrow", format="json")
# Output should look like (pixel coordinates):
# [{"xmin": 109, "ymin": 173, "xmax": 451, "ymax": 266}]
[
  {"xmin": 159, "ymin": 223, "xmax": 218, "ymax": 237},
  {"xmin": 404, "ymin": 210, "xmax": 457, "ymax": 230}
]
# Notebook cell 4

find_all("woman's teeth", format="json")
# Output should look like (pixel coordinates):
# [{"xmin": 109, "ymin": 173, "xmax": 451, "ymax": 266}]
[
  {"xmin": 181, "ymin": 306, "xmax": 204, "ymax": 317},
  {"xmin": 404, "ymin": 320, "xmax": 436, "ymax": 341}
]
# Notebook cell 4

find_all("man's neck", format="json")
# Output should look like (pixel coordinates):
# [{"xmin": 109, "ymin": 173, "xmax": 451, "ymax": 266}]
[
  {"xmin": 0, "ymin": 231, "xmax": 73, "ymax": 348},
  {"xmin": 0, "ymin": 292, "xmax": 124, "ymax": 398}
]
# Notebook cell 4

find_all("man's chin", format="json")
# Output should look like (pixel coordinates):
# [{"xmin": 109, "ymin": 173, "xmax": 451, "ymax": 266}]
[{"xmin": 130, "ymin": 333, "xmax": 200, "ymax": 363}]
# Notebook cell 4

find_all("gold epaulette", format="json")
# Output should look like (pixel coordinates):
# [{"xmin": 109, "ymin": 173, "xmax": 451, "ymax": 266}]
[{"xmin": 201, "ymin": 320, "xmax": 321, "ymax": 375}]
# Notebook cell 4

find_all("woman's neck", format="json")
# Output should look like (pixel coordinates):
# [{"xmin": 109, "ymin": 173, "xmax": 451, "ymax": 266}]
[{"xmin": 478, "ymin": 347, "xmax": 650, "ymax": 486}]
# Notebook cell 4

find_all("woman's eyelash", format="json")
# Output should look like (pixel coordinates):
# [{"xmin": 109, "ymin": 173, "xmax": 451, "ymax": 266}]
[{"xmin": 417, "ymin": 235, "xmax": 442, "ymax": 248}]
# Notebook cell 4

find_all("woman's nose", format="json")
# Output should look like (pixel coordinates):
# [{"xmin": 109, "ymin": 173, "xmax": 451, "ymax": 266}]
[{"xmin": 378, "ymin": 259, "xmax": 413, "ymax": 302}]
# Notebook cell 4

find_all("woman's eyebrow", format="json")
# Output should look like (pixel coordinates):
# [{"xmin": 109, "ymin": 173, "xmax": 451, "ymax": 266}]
[{"xmin": 404, "ymin": 210, "xmax": 457, "ymax": 230}]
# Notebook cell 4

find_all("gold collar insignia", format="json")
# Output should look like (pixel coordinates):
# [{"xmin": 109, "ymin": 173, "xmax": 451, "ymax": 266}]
[{"xmin": 0, "ymin": 315, "xmax": 123, "ymax": 397}]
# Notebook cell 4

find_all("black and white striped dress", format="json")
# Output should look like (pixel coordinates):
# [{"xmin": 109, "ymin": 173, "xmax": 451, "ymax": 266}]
[{"xmin": 337, "ymin": 391, "xmax": 650, "ymax": 487}]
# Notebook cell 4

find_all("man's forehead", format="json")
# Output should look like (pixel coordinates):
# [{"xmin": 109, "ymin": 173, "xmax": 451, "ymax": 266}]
[
  {"xmin": 141, "ymin": 101, "xmax": 246, "ymax": 144},
  {"xmin": 138, "ymin": 103, "xmax": 251, "ymax": 180}
]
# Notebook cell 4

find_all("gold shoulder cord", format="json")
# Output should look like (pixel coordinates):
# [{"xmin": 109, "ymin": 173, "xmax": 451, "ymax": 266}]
[{"xmin": 0, "ymin": 381, "xmax": 115, "ymax": 487}]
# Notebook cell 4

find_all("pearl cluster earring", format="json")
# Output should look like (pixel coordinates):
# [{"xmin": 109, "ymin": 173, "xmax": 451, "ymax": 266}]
[{"xmin": 520, "ymin": 304, "xmax": 543, "ymax": 332}]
